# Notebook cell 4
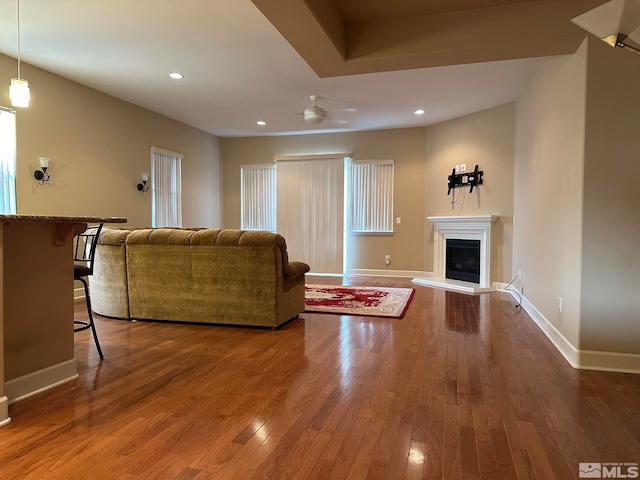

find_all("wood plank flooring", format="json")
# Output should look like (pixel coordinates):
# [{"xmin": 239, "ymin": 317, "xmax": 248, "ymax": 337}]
[{"xmin": 1, "ymin": 276, "xmax": 639, "ymax": 479}]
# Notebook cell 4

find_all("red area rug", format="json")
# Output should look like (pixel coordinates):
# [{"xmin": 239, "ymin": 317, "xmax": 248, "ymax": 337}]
[{"xmin": 305, "ymin": 285, "xmax": 415, "ymax": 318}]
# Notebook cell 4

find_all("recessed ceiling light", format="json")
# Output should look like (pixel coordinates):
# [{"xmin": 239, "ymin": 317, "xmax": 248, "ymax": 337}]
[
  {"xmin": 257, "ymin": 121, "xmax": 266, "ymax": 126},
  {"xmin": 414, "ymin": 109, "xmax": 425, "ymax": 115},
  {"xmin": 169, "ymin": 73, "xmax": 184, "ymax": 79}
]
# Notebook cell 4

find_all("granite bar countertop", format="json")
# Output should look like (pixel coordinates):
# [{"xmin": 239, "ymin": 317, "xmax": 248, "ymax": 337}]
[{"xmin": 0, "ymin": 214, "xmax": 127, "ymax": 224}]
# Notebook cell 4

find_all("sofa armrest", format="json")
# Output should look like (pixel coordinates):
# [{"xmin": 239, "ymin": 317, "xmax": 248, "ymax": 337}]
[{"xmin": 284, "ymin": 261, "xmax": 310, "ymax": 279}]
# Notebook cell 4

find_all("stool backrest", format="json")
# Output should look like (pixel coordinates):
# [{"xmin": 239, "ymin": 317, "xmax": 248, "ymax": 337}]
[{"xmin": 74, "ymin": 224, "xmax": 104, "ymax": 275}]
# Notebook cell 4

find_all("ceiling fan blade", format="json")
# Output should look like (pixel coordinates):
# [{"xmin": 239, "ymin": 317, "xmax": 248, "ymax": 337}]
[{"xmin": 326, "ymin": 115, "xmax": 348, "ymax": 125}]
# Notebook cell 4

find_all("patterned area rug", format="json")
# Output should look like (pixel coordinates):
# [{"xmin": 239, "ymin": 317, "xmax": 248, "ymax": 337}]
[{"xmin": 305, "ymin": 285, "xmax": 415, "ymax": 318}]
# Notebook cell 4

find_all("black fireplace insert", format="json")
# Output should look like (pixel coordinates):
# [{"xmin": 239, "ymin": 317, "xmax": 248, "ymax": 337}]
[{"xmin": 446, "ymin": 239, "xmax": 481, "ymax": 283}]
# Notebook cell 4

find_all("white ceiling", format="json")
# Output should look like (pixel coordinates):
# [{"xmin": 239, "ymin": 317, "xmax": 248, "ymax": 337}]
[{"xmin": 0, "ymin": 0, "xmax": 563, "ymax": 137}]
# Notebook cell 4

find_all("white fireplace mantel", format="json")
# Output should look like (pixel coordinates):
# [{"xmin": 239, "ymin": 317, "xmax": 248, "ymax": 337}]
[{"xmin": 413, "ymin": 215, "xmax": 499, "ymax": 294}]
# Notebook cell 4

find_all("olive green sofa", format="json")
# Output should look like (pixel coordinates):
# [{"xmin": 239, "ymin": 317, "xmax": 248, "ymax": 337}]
[{"xmin": 91, "ymin": 227, "xmax": 310, "ymax": 328}]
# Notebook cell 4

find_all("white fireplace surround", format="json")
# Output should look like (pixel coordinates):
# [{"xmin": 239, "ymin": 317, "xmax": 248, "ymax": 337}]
[{"xmin": 413, "ymin": 215, "xmax": 499, "ymax": 294}]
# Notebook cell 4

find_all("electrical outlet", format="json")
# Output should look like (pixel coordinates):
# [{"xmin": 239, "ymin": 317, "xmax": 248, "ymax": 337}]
[
  {"xmin": 558, "ymin": 296, "xmax": 563, "ymax": 313},
  {"xmin": 459, "ymin": 163, "xmax": 467, "ymax": 173},
  {"xmin": 396, "ymin": 217, "xmax": 401, "ymax": 224},
  {"xmin": 384, "ymin": 254, "xmax": 390, "ymax": 265},
  {"xmin": 455, "ymin": 164, "xmax": 460, "ymax": 174}
]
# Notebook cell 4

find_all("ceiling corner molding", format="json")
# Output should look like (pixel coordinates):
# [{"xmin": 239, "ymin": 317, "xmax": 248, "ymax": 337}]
[
  {"xmin": 250, "ymin": 0, "xmax": 346, "ymax": 77},
  {"xmin": 252, "ymin": 0, "xmax": 608, "ymax": 78}
]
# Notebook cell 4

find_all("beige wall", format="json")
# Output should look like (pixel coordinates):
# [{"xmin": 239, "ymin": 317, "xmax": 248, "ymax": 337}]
[
  {"xmin": 0, "ymin": 54, "xmax": 222, "ymax": 396},
  {"xmin": 221, "ymin": 115, "xmax": 517, "ymax": 278},
  {"xmin": 1, "ymin": 54, "xmax": 222, "ymax": 228},
  {"xmin": 221, "ymin": 128, "xmax": 428, "ymax": 272},
  {"xmin": 514, "ymin": 45, "xmax": 587, "ymax": 349},
  {"xmin": 580, "ymin": 39, "xmax": 640, "ymax": 354},
  {"xmin": 425, "ymin": 103, "xmax": 516, "ymax": 282}
]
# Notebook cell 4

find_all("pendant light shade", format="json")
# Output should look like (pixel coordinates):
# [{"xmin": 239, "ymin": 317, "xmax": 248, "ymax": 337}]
[
  {"xmin": 572, "ymin": 0, "xmax": 640, "ymax": 54},
  {"xmin": 10, "ymin": 78, "xmax": 30, "ymax": 108}
]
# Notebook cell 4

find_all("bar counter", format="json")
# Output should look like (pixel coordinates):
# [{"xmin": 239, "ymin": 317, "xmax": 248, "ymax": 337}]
[{"xmin": 0, "ymin": 214, "xmax": 127, "ymax": 426}]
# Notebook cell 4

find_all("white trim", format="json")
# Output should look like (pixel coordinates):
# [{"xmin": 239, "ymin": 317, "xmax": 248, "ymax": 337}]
[
  {"xmin": 240, "ymin": 163, "xmax": 275, "ymax": 169},
  {"xmin": 504, "ymin": 290, "xmax": 640, "ymax": 374},
  {"xmin": 150, "ymin": 146, "xmax": 183, "ymax": 159},
  {"xmin": 351, "ymin": 159, "xmax": 394, "ymax": 166},
  {"xmin": 274, "ymin": 153, "xmax": 351, "ymax": 162},
  {"xmin": 74, "ymin": 286, "xmax": 85, "ymax": 299},
  {"xmin": 577, "ymin": 350, "xmax": 640, "ymax": 374},
  {"xmin": 349, "ymin": 268, "xmax": 428, "ymax": 278},
  {"xmin": 0, "ymin": 396, "xmax": 10, "ymax": 427},
  {"xmin": 5, "ymin": 359, "xmax": 78, "ymax": 404},
  {"xmin": 515, "ymin": 292, "xmax": 580, "ymax": 367}
]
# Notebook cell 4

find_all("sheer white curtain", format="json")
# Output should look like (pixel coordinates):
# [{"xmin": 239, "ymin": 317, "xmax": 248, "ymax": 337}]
[
  {"xmin": 276, "ymin": 155, "xmax": 345, "ymax": 275},
  {"xmin": 241, "ymin": 164, "xmax": 276, "ymax": 231},
  {"xmin": 350, "ymin": 159, "xmax": 394, "ymax": 232},
  {"xmin": 151, "ymin": 147, "xmax": 182, "ymax": 227},
  {"xmin": 0, "ymin": 108, "xmax": 17, "ymax": 214}
]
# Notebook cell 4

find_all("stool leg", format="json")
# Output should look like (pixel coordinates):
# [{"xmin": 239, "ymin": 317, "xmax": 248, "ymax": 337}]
[{"xmin": 80, "ymin": 277, "xmax": 104, "ymax": 359}]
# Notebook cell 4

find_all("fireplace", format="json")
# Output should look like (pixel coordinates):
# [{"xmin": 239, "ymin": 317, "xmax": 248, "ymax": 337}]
[
  {"xmin": 446, "ymin": 239, "xmax": 481, "ymax": 283},
  {"xmin": 412, "ymin": 215, "xmax": 498, "ymax": 294}
]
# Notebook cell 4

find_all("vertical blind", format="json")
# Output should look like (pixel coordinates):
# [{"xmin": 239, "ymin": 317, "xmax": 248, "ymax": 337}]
[
  {"xmin": 151, "ymin": 147, "xmax": 182, "ymax": 228},
  {"xmin": 0, "ymin": 108, "xmax": 17, "ymax": 214},
  {"xmin": 350, "ymin": 159, "xmax": 394, "ymax": 233},
  {"xmin": 276, "ymin": 156, "xmax": 345, "ymax": 275},
  {"xmin": 240, "ymin": 164, "xmax": 276, "ymax": 231}
]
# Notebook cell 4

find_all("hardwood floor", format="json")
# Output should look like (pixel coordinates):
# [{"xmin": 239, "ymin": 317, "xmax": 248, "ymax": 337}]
[{"xmin": 1, "ymin": 276, "xmax": 639, "ymax": 479}]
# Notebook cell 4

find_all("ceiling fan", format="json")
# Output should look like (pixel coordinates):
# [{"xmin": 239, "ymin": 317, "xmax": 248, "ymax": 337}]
[{"xmin": 301, "ymin": 94, "xmax": 354, "ymax": 124}]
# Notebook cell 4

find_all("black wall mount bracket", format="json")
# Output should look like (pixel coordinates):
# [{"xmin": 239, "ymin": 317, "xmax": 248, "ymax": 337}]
[{"xmin": 447, "ymin": 164, "xmax": 483, "ymax": 195}]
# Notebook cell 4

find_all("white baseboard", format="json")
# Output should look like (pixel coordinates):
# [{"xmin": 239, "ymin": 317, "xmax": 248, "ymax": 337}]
[
  {"xmin": 0, "ymin": 396, "xmax": 10, "ymax": 427},
  {"xmin": 74, "ymin": 286, "xmax": 85, "ymax": 299},
  {"xmin": 348, "ymin": 269, "xmax": 430, "ymax": 278},
  {"xmin": 504, "ymin": 289, "xmax": 640, "ymax": 374},
  {"xmin": 577, "ymin": 350, "xmax": 640, "ymax": 374},
  {"xmin": 5, "ymin": 359, "xmax": 79, "ymax": 404}
]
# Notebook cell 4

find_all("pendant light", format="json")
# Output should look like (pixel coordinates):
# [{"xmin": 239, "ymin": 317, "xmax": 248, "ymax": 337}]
[
  {"xmin": 9, "ymin": 0, "xmax": 30, "ymax": 108},
  {"xmin": 572, "ymin": 0, "xmax": 640, "ymax": 55}
]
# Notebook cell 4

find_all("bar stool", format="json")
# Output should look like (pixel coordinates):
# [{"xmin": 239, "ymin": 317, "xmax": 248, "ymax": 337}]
[{"xmin": 74, "ymin": 223, "xmax": 104, "ymax": 359}]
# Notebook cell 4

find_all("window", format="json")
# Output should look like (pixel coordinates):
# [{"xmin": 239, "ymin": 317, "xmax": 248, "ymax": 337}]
[
  {"xmin": 151, "ymin": 147, "xmax": 182, "ymax": 227},
  {"xmin": 349, "ymin": 159, "xmax": 394, "ymax": 233},
  {"xmin": 0, "ymin": 107, "xmax": 17, "ymax": 214},
  {"xmin": 240, "ymin": 164, "xmax": 276, "ymax": 231}
]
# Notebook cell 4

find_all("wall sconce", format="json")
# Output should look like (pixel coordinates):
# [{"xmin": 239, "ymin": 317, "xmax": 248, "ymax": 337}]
[
  {"xmin": 137, "ymin": 172, "xmax": 149, "ymax": 194},
  {"xmin": 33, "ymin": 157, "xmax": 50, "ymax": 184}
]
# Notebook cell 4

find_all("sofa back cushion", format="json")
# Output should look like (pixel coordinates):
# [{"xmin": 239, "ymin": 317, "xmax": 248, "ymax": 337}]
[{"xmin": 124, "ymin": 228, "xmax": 291, "ymax": 272}]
